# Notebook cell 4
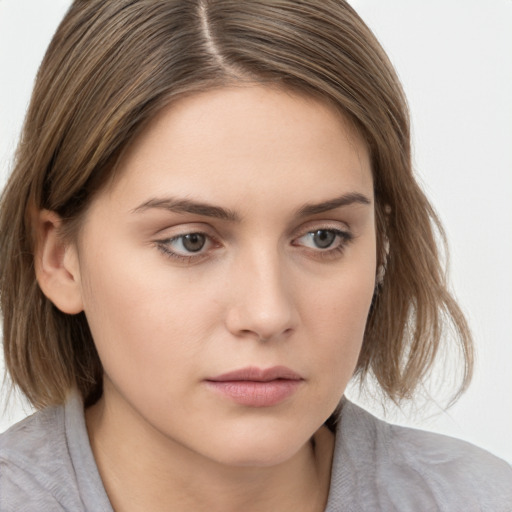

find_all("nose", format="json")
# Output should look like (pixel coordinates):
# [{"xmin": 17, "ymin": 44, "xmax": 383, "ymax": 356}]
[{"xmin": 224, "ymin": 248, "xmax": 297, "ymax": 342}]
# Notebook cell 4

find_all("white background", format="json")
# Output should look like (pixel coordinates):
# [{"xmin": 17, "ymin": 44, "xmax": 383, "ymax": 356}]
[{"xmin": 1, "ymin": 1, "xmax": 511, "ymax": 463}]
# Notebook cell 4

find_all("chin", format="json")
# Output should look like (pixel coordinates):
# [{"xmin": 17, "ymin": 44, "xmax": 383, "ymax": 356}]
[{"xmin": 199, "ymin": 422, "xmax": 313, "ymax": 469}]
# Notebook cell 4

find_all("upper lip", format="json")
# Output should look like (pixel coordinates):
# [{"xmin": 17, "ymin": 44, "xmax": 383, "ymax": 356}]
[{"xmin": 207, "ymin": 366, "xmax": 303, "ymax": 382}]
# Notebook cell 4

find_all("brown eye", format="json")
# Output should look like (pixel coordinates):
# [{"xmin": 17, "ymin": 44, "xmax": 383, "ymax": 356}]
[
  {"xmin": 158, "ymin": 232, "xmax": 213, "ymax": 260},
  {"xmin": 182, "ymin": 233, "xmax": 206, "ymax": 252}
]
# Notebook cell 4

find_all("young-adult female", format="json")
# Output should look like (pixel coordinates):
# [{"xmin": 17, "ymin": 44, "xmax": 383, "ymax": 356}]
[{"xmin": 0, "ymin": 1, "xmax": 511, "ymax": 511}]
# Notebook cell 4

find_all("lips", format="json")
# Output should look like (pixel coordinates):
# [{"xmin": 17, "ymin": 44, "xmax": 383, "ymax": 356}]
[
  {"xmin": 205, "ymin": 366, "xmax": 303, "ymax": 407},
  {"xmin": 208, "ymin": 366, "xmax": 302, "ymax": 383}
]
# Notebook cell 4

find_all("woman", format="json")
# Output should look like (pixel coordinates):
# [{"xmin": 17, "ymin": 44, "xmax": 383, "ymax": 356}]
[{"xmin": 0, "ymin": 1, "xmax": 510, "ymax": 510}]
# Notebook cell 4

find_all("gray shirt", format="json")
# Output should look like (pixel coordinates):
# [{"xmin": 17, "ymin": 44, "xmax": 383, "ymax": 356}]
[{"xmin": 1, "ymin": 392, "xmax": 511, "ymax": 511}]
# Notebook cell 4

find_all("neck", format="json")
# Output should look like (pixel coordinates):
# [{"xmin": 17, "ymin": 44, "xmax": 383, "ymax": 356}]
[{"xmin": 85, "ymin": 387, "xmax": 334, "ymax": 512}]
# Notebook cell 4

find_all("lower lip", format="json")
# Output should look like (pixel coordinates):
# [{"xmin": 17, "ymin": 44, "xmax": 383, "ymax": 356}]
[{"xmin": 205, "ymin": 380, "xmax": 301, "ymax": 407}]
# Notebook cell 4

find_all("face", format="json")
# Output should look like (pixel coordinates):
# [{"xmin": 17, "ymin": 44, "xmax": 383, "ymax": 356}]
[{"xmin": 73, "ymin": 86, "xmax": 376, "ymax": 467}]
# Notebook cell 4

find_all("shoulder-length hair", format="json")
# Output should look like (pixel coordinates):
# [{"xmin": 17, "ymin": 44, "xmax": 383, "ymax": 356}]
[{"xmin": 0, "ymin": 0, "xmax": 472, "ymax": 409}]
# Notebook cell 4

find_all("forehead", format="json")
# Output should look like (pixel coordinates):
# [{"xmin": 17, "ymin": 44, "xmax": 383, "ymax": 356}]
[{"xmin": 102, "ymin": 85, "xmax": 373, "ymax": 211}]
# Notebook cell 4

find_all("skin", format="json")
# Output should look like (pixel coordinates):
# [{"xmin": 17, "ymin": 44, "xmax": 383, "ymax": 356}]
[{"xmin": 36, "ymin": 85, "xmax": 376, "ymax": 511}]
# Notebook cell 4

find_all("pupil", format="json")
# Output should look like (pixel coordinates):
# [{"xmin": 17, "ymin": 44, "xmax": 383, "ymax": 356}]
[
  {"xmin": 313, "ymin": 230, "xmax": 335, "ymax": 249},
  {"xmin": 183, "ymin": 234, "xmax": 206, "ymax": 252}
]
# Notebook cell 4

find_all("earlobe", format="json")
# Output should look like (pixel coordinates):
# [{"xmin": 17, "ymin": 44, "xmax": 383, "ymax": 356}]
[{"xmin": 34, "ymin": 210, "xmax": 84, "ymax": 314}]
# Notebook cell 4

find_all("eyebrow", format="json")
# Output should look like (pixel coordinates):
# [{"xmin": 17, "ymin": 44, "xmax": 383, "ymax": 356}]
[
  {"xmin": 132, "ymin": 192, "xmax": 371, "ymax": 221},
  {"xmin": 132, "ymin": 197, "xmax": 240, "ymax": 221},
  {"xmin": 296, "ymin": 192, "xmax": 371, "ymax": 216}
]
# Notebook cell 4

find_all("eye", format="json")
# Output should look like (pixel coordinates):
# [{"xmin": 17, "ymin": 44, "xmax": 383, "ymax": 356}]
[
  {"xmin": 292, "ymin": 227, "xmax": 353, "ymax": 260},
  {"xmin": 307, "ymin": 230, "xmax": 336, "ymax": 249},
  {"xmin": 156, "ymin": 231, "xmax": 218, "ymax": 262},
  {"xmin": 177, "ymin": 233, "xmax": 207, "ymax": 253},
  {"xmin": 295, "ymin": 229, "xmax": 350, "ymax": 250}
]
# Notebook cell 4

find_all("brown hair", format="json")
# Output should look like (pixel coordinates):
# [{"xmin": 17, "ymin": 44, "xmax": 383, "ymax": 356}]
[{"xmin": 0, "ymin": 0, "xmax": 472, "ymax": 409}]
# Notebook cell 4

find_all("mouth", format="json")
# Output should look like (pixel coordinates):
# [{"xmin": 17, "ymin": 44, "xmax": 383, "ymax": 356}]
[{"xmin": 205, "ymin": 366, "xmax": 303, "ymax": 407}]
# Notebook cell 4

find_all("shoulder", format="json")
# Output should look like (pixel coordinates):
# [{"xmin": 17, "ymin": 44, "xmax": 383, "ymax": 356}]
[
  {"xmin": 0, "ymin": 391, "xmax": 112, "ymax": 512},
  {"xmin": 328, "ymin": 400, "xmax": 512, "ymax": 511},
  {"xmin": 384, "ymin": 414, "xmax": 512, "ymax": 507},
  {"xmin": 0, "ymin": 404, "xmax": 85, "ymax": 511}
]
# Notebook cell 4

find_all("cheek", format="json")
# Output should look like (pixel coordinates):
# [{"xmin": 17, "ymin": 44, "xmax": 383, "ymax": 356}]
[
  {"xmin": 299, "ymin": 256, "xmax": 376, "ymax": 377},
  {"xmin": 78, "ymin": 245, "xmax": 225, "ymax": 390},
  {"xmin": 304, "ymin": 252, "xmax": 375, "ymax": 331}
]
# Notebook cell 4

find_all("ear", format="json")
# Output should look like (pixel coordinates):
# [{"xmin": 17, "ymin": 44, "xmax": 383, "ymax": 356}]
[{"xmin": 33, "ymin": 210, "xmax": 84, "ymax": 314}]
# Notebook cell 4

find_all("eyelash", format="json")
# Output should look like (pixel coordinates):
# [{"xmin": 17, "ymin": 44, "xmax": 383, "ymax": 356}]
[
  {"xmin": 155, "ymin": 227, "xmax": 354, "ymax": 264},
  {"xmin": 155, "ymin": 232, "xmax": 217, "ymax": 264},
  {"xmin": 293, "ymin": 228, "xmax": 354, "ymax": 261}
]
